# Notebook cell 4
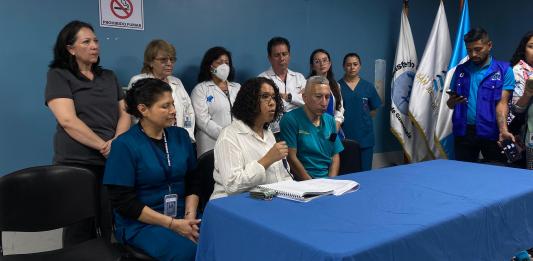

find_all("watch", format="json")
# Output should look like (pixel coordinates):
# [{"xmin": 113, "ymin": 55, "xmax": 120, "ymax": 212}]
[{"xmin": 286, "ymin": 93, "xmax": 292, "ymax": 103}]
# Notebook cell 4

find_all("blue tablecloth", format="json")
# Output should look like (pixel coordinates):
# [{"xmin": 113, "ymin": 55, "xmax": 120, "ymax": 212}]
[{"xmin": 196, "ymin": 160, "xmax": 533, "ymax": 261}]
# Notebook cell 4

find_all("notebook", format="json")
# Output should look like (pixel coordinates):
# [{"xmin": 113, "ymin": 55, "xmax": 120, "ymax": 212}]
[{"xmin": 257, "ymin": 179, "xmax": 359, "ymax": 202}]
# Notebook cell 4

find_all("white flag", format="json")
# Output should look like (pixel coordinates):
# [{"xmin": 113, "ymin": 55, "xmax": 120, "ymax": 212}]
[
  {"xmin": 390, "ymin": 8, "xmax": 429, "ymax": 162},
  {"xmin": 408, "ymin": 1, "xmax": 451, "ymax": 160}
]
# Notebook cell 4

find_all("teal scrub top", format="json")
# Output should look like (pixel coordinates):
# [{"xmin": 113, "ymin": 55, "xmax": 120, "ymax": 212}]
[
  {"xmin": 103, "ymin": 124, "xmax": 196, "ymax": 242},
  {"xmin": 279, "ymin": 107, "xmax": 344, "ymax": 178},
  {"xmin": 339, "ymin": 78, "xmax": 382, "ymax": 148}
]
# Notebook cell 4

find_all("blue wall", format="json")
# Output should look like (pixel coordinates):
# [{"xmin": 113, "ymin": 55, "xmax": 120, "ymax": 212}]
[{"xmin": 0, "ymin": 0, "xmax": 530, "ymax": 174}]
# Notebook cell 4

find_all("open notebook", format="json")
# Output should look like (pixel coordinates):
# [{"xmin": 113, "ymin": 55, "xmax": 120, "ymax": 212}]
[{"xmin": 256, "ymin": 179, "xmax": 359, "ymax": 202}]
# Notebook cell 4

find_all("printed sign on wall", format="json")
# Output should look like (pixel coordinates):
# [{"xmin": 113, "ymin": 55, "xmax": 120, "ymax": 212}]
[{"xmin": 99, "ymin": 0, "xmax": 144, "ymax": 30}]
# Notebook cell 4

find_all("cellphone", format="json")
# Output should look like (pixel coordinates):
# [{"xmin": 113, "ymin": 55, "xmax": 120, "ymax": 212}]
[
  {"xmin": 501, "ymin": 139, "xmax": 521, "ymax": 163},
  {"xmin": 446, "ymin": 89, "xmax": 457, "ymax": 96}
]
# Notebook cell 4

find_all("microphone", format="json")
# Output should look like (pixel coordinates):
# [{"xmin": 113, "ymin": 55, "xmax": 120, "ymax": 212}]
[{"xmin": 281, "ymin": 158, "xmax": 295, "ymax": 180}]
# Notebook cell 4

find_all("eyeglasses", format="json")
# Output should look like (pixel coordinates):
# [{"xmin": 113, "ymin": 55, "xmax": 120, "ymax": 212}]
[
  {"xmin": 154, "ymin": 57, "xmax": 177, "ymax": 64},
  {"xmin": 313, "ymin": 58, "xmax": 330, "ymax": 65},
  {"xmin": 259, "ymin": 93, "xmax": 277, "ymax": 103}
]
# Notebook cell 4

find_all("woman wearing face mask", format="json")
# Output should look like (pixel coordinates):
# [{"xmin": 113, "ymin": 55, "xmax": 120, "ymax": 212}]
[
  {"xmin": 128, "ymin": 39, "xmax": 195, "ymax": 141},
  {"xmin": 339, "ymin": 53, "xmax": 382, "ymax": 171},
  {"xmin": 191, "ymin": 46, "xmax": 241, "ymax": 157},
  {"xmin": 308, "ymin": 49, "xmax": 344, "ymax": 135}
]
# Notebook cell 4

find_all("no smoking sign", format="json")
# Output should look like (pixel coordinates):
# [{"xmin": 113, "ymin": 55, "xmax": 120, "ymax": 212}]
[
  {"xmin": 100, "ymin": 0, "xmax": 144, "ymax": 30},
  {"xmin": 111, "ymin": 0, "xmax": 133, "ymax": 19}
]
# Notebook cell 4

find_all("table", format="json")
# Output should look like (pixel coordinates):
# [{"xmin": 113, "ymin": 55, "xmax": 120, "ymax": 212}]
[{"xmin": 196, "ymin": 160, "xmax": 533, "ymax": 260}]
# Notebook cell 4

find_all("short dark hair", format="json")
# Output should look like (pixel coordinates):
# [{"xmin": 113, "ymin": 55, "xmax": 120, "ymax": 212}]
[
  {"xmin": 197, "ymin": 46, "xmax": 235, "ymax": 83},
  {"xmin": 464, "ymin": 27, "xmax": 490, "ymax": 44},
  {"xmin": 267, "ymin": 37, "xmax": 290, "ymax": 56},
  {"xmin": 125, "ymin": 78, "xmax": 172, "ymax": 119},
  {"xmin": 308, "ymin": 49, "xmax": 342, "ymax": 111},
  {"xmin": 49, "ymin": 20, "xmax": 102, "ymax": 79},
  {"xmin": 510, "ymin": 31, "xmax": 533, "ymax": 66},
  {"xmin": 343, "ymin": 52, "xmax": 361, "ymax": 66},
  {"xmin": 231, "ymin": 77, "xmax": 283, "ymax": 130}
]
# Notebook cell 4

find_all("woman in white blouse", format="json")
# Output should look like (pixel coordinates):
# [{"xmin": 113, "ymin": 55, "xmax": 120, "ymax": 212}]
[
  {"xmin": 210, "ymin": 77, "xmax": 293, "ymax": 199},
  {"xmin": 128, "ymin": 39, "xmax": 195, "ymax": 141},
  {"xmin": 191, "ymin": 46, "xmax": 241, "ymax": 156}
]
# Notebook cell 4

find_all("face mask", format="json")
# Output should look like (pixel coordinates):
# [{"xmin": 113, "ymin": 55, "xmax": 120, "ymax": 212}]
[{"xmin": 212, "ymin": 63, "xmax": 230, "ymax": 81}]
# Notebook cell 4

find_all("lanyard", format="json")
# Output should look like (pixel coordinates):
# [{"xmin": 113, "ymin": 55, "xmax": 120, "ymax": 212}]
[
  {"xmin": 223, "ymin": 89, "xmax": 233, "ymax": 121},
  {"xmin": 139, "ymin": 125, "xmax": 173, "ymax": 193}
]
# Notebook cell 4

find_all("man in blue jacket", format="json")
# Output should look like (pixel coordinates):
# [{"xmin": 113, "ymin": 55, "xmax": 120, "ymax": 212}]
[{"xmin": 446, "ymin": 27, "xmax": 515, "ymax": 163}]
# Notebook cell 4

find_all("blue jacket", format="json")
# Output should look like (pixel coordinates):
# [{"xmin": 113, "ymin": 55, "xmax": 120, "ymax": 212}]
[{"xmin": 452, "ymin": 59, "xmax": 509, "ymax": 140}]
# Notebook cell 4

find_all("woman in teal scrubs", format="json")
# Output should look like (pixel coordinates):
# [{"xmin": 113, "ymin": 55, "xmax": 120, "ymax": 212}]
[
  {"xmin": 104, "ymin": 78, "xmax": 201, "ymax": 260},
  {"xmin": 338, "ymin": 53, "xmax": 382, "ymax": 171}
]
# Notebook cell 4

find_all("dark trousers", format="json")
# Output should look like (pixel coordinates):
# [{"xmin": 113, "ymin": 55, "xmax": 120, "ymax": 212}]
[
  {"xmin": 61, "ymin": 164, "xmax": 112, "ymax": 247},
  {"xmin": 454, "ymin": 125, "xmax": 505, "ymax": 164}
]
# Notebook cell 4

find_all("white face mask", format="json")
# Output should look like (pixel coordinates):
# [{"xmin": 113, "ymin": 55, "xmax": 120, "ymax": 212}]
[{"xmin": 212, "ymin": 63, "xmax": 230, "ymax": 81}]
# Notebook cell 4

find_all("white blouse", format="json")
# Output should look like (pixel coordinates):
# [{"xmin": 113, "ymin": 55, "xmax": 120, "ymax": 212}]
[{"xmin": 210, "ymin": 120, "xmax": 293, "ymax": 199}]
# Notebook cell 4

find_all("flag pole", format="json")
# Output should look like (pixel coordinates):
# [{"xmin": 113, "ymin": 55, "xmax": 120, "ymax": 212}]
[{"xmin": 402, "ymin": 0, "xmax": 410, "ymax": 164}]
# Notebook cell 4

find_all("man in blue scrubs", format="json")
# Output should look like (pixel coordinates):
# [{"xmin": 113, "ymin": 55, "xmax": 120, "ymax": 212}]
[
  {"xmin": 447, "ymin": 27, "xmax": 515, "ymax": 163},
  {"xmin": 280, "ymin": 76, "xmax": 344, "ymax": 179}
]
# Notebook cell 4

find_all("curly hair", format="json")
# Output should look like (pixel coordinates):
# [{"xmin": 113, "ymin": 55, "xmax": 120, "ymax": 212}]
[
  {"xmin": 49, "ymin": 20, "xmax": 102, "ymax": 80},
  {"xmin": 125, "ymin": 78, "xmax": 172, "ymax": 119},
  {"xmin": 197, "ymin": 46, "xmax": 235, "ymax": 83},
  {"xmin": 231, "ymin": 77, "xmax": 284, "ymax": 130},
  {"xmin": 510, "ymin": 31, "xmax": 533, "ymax": 66},
  {"xmin": 308, "ymin": 49, "xmax": 342, "ymax": 111}
]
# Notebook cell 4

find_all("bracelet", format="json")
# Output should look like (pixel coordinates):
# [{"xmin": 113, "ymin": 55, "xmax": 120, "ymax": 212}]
[{"xmin": 168, "ymin": 217, "xmax": 174, "ymax": 229}]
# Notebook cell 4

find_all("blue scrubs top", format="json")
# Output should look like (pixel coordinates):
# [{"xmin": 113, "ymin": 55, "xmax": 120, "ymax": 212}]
[
  {"xmin": 104, "ymin": 124, "xmax": 196, "ymax": 243},
  {"xmin": 339, "ymin": 78, "xmax": 382, "ymax": 148},
  {"xmin": 279, "ymin": 107, "xmax": 344, "ymax": 178}
]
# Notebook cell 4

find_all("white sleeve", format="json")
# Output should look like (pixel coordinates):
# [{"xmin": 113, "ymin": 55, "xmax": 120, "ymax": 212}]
[
  {"xmin": 290, "ymin": 75, "xmax": 306, "ymax": 106},
  {"xmin": 128, "ymin": 75, "xmax": 144, "ymax": 89},
  {"xmin": 214, "ymin": 134, "xmax": 267, "ymax": 195},
  {"xmin": 174, "ymin": 80, "xmax": 196, "ymax": 141},
  {"xmin": 191, "ymin": 84, "xmax": 223, "ymax": 140},
  {"xmin": 512, "ymin": 66, "xmax": 524, "ymax": 104},
  {"xmin": 334, "ymin": 96, "xmax": 345, "ymax": 124}
]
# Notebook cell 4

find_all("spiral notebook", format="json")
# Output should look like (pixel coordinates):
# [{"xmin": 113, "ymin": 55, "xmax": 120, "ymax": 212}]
[{"xmin": 257, "ymin": 179, "xmax": 359, "ymax": 202}]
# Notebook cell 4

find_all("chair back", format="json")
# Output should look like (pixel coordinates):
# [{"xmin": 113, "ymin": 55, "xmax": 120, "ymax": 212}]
[
  {"xmin": 0, "ymin": 165, "xmax": 97, "ymax": 232},
  {"xmin": 197, "ymin": 150, "xmax": 215, "ymax": 211},
  {"xmin": 339, "ymin": 139, "xmax": 362, "ymax": 175}
]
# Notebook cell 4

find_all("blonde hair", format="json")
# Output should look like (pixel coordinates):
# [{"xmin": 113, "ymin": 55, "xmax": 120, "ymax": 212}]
[{"xmin": 141, "ymin": 39, "xmax": 176, "ymax": 74}]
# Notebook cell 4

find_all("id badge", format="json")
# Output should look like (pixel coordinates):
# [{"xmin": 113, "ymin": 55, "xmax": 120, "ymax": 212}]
[
  {"xmin": 362, "ymin": 98, "xmax": 370, "ymax": 112},
  {"xmin": 184, "ymin": 115, "xmax": 192, "ymax": 128},
  {"xmin": 164, "ymin": 194, "xmax": 178, "ymax": 217},
  {"xmin": 270, "ymin": 120, "xmax": 280, "ymax": 133}
]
